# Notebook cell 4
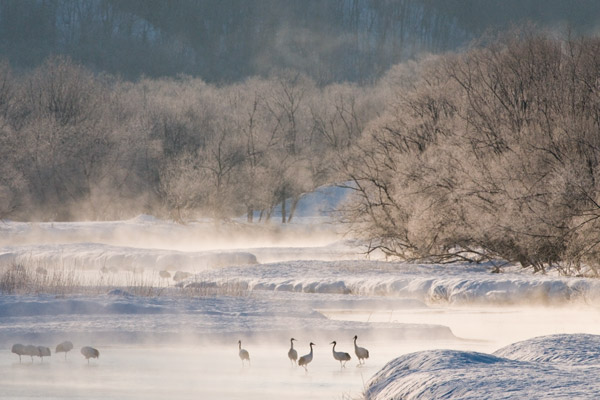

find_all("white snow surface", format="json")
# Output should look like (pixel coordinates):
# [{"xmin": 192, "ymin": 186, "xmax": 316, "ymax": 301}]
[
  {"xmin": 365, "ymin": 333, "xmax": 600, "ymax": 400},
  {"xmin": 0, "ymin": 242, "xmax": 258, "ymax": 272},
  {"xmin": 180, "ymin": 260, "xmax": 600, "ymax": 305}
]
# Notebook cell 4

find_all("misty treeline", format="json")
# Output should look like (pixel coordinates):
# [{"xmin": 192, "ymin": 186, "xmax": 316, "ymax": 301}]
[
  {"xmin": 3, "ymin": 27, "xmax": 600, "ymax": 274},
  {"xmin": 1, "ymin": 0, "xmax": 599, "ymax": 84},
  {"xmin": 0, "ymin": 56, "xmax": 382, "ymax": 222},
  {"xmin": 346, "ymin": 30, "xmax": 600, "ymax": 274}
]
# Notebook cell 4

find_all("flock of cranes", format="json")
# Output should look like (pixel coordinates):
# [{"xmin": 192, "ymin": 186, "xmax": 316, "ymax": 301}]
[
  {"xmin": 11, "ymin": 336, "xmax": 366, "ymax": 370},
  {"xmin": 11, "ymin": 341, "xmax": 99, "ymax": 364},
  {"xmin": 239, "ymin": 335, "xmax": 370, "ymax": 371}
]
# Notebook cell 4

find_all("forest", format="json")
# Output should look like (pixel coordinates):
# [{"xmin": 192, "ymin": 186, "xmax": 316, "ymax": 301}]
[
  {"xmin": 1, "ymin": 0, "xmax": 599, "ymax": 83},
  {"xmin": 2, "ymin": 1, "xmax": 600, "ymax": 272}
]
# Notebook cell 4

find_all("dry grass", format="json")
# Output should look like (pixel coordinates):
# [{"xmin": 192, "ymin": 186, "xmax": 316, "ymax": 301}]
[
  {"xmin": 0, "ymin": 262, "xmax": 82, "ymax": 295},
  {"xmin": 0, "ymin": 262, "xmax": 249, "ymax": 298}
]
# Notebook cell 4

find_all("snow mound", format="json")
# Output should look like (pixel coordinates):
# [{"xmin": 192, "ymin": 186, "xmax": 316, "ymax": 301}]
[
  {"xmin": 0, "ymin": 243, "xmax": 258, "ymax": 271},
  {"xmin": 365, "ymin": 334, "xmax": 600, "ymax": 400},
  {"xmin": 493, "ymin": 333, "xmax": 600, "ymax": 365},
  {"xmin": 180, "ymin": 260, "xmax": 600, "ymax": 305}
]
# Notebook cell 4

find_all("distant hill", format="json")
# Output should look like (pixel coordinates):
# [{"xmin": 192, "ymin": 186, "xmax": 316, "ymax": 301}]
[{"xmin": 1, "ymin": 0, "xmax": 598, "ymax": 83}]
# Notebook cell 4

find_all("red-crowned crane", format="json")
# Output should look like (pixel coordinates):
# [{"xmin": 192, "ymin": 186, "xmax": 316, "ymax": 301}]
[
  {"xmin": 298, "ymin": 342, "xmax": 315, "ymax": 372},
  {"xmin": 288, "ymin": 338, "xmax": 298, "ymax": 365},
  {"xmin": 238, "ymin": 340, "xmax": 250, "ymax": 367},
  {"xmin": 81, "ymin": 346, "xmax": 99, "ymax": 364},
  {"xmin": 330, "ymin": 341, "xmax": 351, "ymax": 368},
  {"xmin": 353, "ymin": 335, "xmax": 369, "ymax": 366}
]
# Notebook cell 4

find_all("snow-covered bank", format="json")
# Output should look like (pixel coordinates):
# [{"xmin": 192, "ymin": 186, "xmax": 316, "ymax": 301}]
[
  {"xmin": 0, "ymin": 243, "xmax": 257, "ymax": 272},
  {"xmin": 180, "ymin": 260, "xmax": 600, "ymax": 305},
  {"xmin": 364, "ymin": 334, "xmax": 600, "ymax": 400}
]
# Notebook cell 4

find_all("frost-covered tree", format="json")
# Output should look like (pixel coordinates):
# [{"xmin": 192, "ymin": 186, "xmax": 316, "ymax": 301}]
[{"xmin": 345, "ymin": 30, "xmax": 600, "ymax": 274}]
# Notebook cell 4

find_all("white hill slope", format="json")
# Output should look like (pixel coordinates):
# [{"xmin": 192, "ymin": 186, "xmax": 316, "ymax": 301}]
[{"xmin": 365, "ymin": 333, "xmax": 600, "ymax": 400}]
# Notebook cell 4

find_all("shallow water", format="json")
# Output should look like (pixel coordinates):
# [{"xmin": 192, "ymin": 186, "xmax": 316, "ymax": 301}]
[
  {"xmin": 0, "ymin": 343, "xmax": 382, "ymax": 400},
  {"xmin": 3, "ymin": 304, "xmax": 599, "ymax": 399},
  {"xmin": 321, "ymin": 305, "xmax": 600, "ymax": 352}
]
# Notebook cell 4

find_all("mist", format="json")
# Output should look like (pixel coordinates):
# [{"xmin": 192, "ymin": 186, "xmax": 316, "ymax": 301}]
[
  {"xmin": 2, "ymin": 217, "xmax": 600, "ymax": 399},
  {"xmin": 2, "ymin": 2, "xmax": 600, "ymax": 399}
]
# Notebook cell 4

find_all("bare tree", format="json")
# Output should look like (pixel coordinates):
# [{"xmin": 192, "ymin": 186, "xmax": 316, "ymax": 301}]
[{"xmin": 344, "ymin": 30, "xmax": 600, "ymax": 274}]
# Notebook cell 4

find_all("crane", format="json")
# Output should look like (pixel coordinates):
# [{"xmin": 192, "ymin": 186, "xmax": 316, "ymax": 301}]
[
  {"xmin": 330, "ymin": 341, "xmax": 351, "ymax": 368},
  {"xmin": 298, "ymin": 342, "xmax": 315, "ymax": 372},
  {"xmin": 238, "ymin": 340, "xmax": 250, "ymax": 367},
  {"xmin": 353, "ymin": 335, "xmax": 369, "ymax": 365},
  {"xmin": 81, "ymin": 346, "xmax": 100, "ymax": 363},
  {"xmin": 56, "ymin": 341, "xmax": 74, "ymax": 359},
  {"xmin": 288, "ymin": 338, "xmax": 298, "ymax": 365}
]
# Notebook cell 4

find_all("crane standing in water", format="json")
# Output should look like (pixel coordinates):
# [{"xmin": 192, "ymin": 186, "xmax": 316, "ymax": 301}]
[
  {"xmin": 353, "ymin": 335, "xmax": 369, "ymax": 366},
  {"xmin": 288, "ymin": 338, "xmax": 298, "ymax": 365},
  {"xmin": 330, "ymin": 341, "xmax": 351, "ymax": 368},
  {"xmin": 298, "ymin": 342, "xmax": 315, "ymax": 372},
  {"xmin": 238, "ymin": 340, "xmax": 250, "ymax": 367}
]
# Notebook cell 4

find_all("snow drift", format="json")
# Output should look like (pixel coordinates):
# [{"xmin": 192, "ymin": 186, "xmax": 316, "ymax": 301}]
[
  {"xmin": 0, "ymin": 243, "xmax": 257, "ymax": 272},
  {"xmin": 365, "ymin": 334, "xmax": 600, "ymax": 400},
  {"xmin": 180, "ymin": 260, "xmax": 600, "ymax": 305}
]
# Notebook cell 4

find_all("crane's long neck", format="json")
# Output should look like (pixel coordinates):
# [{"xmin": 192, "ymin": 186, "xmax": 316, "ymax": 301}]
[
  {"xmin": 354, "ymin": 338, "xmax": 358, "ymax": 350},
  {"xmin": 238, "ymin": 342, "xmax": 241, "ymax": 350},
  {"xmin": 290, "ymin": 340, "xmax": 294, "ymax": 349},
  {"xmin": 309, "ymin": 344, "xmax": 314, "ymax": 355},
  {"xmin": 332, "ymin": 343, "xmax": 336, "ymax": 352}
]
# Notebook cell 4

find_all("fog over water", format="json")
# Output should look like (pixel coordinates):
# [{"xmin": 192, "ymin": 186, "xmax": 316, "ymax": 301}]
[
  {"xmin": 1, "ymin": 218, "xmax": 600, "ymax": 399},
  {"xmin": 2, "ymin": 303, "xmax": 599, "ymax": 399}
]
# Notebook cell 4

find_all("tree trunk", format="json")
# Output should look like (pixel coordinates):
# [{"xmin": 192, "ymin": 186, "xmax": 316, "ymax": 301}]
[
  {"xmin": 247, "ymin": 207, "xmax": 253, "ymax": 223},
  {"xmin": 281, "ymin": 197, "xmax": 286, "ymax": 224},
  {"xmin": 287, "ymin": 196, "xmax": 300, "ymax": 223}
]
